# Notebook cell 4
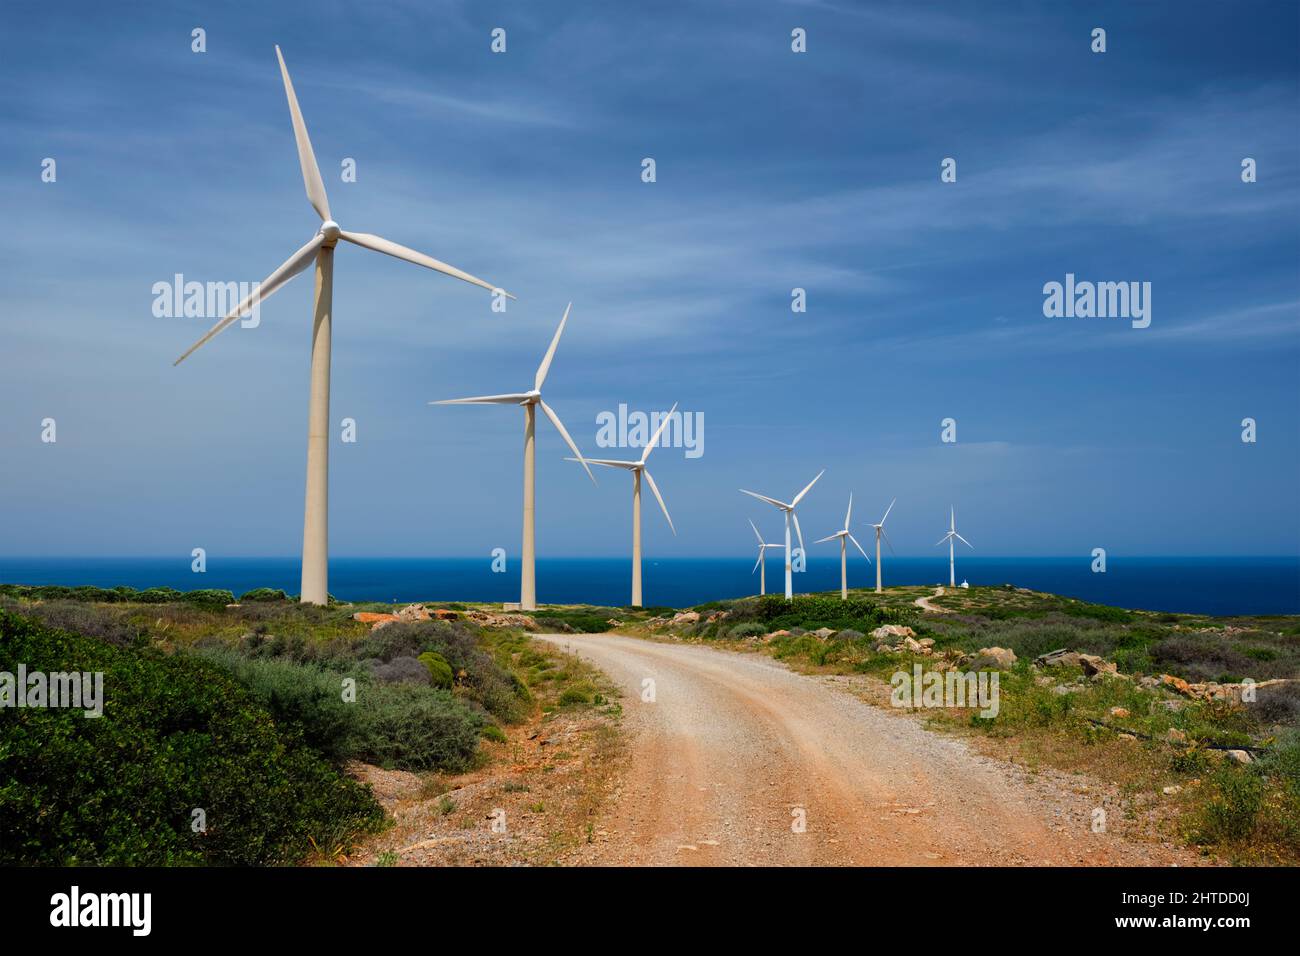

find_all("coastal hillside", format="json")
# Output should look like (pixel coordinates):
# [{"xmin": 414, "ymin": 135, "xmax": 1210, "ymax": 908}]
[{"xmin": 1, "ymin": 583, "xmax": 1296, "ymax": 865}]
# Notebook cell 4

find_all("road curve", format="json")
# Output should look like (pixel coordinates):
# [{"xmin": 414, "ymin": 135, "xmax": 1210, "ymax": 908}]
[{"xmin": 535, "ymin": 633, "xmax": 1198, "ymax": 867}]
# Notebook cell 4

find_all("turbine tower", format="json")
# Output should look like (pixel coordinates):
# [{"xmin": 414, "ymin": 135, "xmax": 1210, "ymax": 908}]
[
  {"xmin": 174, "ymin": 46, "xmax": 508, "ymax": 605},
  {"xmin": 748, "ymin": 519, "xmax": 782, "ymax": 596},
  {"xmin": 739, "ymin": 470, "xmax": 824, "ymax": 600},
  {"xmin": 869, "ymin": 497, "xmax": 897, "ymax": 594},
  {"xmin": 433, "ymin": 304, "xmax": 594, "ymax": 611},
  {"xmin": 936, "ymin": 505, "xmax": 973, "ymax": 587},
  {"xmin": 568, "ymin": 404, "xmax": 679, "ymax": 607},
  {"xmin": 815, "ymin": 494, "xmax": 870, "ymax": 600}
]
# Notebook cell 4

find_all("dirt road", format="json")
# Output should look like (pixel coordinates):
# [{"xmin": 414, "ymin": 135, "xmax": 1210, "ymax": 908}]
[
  {"xmin": 535, "ymin": 633, "xmax": 1199, "ymax": 867},
  {"xmin": 915, "ymin": 586, "xmax": 953, "ymax": 613}
]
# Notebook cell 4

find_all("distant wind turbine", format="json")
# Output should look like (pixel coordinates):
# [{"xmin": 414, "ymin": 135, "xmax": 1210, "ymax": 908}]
[
  {"xmin": 433, "ymin": 304, "xmax": 594, "ymax": 611},
  {"xmin": 173, "ymin": 46, "xmax": 509, "ymax": 605},
  {"xmin": 936, "ymin": 505, "xmax": 973, "ymax": 587},
  {"xmin": 568, "ymin": 403, "xmax": 678, "ymax": 608},
  {"xmin": 748, "ymin": 519, "xmax": 783, "ymax": 596},
  {"xmin": 816, "ymin": 494, "xmax": 870, "ymax": 600},
  {"xmin": 869, "ymin": 497, "xmax": 897, "ymax": 594},
  {"xmin": 739, "ymin": 470, "xmax": 824, "ymax": 600}
]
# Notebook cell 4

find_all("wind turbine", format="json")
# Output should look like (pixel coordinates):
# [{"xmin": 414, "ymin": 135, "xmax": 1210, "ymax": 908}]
[
  {"xmin": 748, "ymin": 519, "xmax": 783, "ymax": 596},
  {"xmin": 567, "ymin": 404, "xmax": 677, "ymax": 607},
  {"xmin": 173, "ymin": 46, "xmax": 509, "ymax": 605},
  {"xmin": 739, "ymin": 470, "xmax": 824, "ymax": 600},
  {"xmin": 815, "ymin": 494, "xmax": 870, "ymax": 600},
  {"xmin": 936, "ymin": 506, "xmax": 973, "ymax": 587},
  {"xmin": 433, "ymin": 304, "xmax": 593, "ymax": 611},
  {"xmin": 869, "ymin": 497, "xmax": 897, "ymax": 594}
]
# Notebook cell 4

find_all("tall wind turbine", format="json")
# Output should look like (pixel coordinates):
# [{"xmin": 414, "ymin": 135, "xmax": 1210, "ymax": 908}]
[
  {"xmin": 433, "ymin": 304, "xmax": 593, "ymax": 611},
  {"xmin": 936, "ymin": 506, "xmax": 973, "ymax": 587},
  {"xmin": 739, "ymin": 470, "xmax": 824, "ymax": 600},
  {"xmin": 567, "ymin": 404, "xmax": 678, "ymax": 607},
  {"xmin": 748, "ymin": 519, "xmax": 782, "ymax": 596},
  {"xmin": 815, "ymin": 494, "xmax": 870, "ymax": 600},
  {"xmin": 173, "ymin": 46, "xmax": 508, "ymax": 605},
  {"xmin": 869, "ymin": 497, "xmax": 897, "ymax": 594}
]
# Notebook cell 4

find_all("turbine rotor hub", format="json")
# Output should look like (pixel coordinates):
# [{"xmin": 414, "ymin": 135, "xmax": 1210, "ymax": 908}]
[{"xmin": 320, "ymin": 220, "xmax": 341, "ymax": 243}]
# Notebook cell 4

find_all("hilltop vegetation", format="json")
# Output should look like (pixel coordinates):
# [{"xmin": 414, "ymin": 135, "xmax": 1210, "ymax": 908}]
[{"xmin": 0, "ymin": 591, "xmax": 602, "ymax": 865}]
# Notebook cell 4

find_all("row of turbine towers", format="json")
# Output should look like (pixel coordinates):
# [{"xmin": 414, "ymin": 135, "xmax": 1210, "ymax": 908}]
[
  {"xmin": 745, "ymin": 478, "xmax": 975, "ymax": 601},
  {"xmin": 175, "ymin": 46, "xmax": 975, "ymax": 610}
]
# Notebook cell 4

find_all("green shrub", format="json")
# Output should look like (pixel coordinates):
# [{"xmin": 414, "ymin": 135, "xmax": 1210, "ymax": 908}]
[
  {"xmin": 197, "ymin": 648, "xmax": 361, "ymax": 761},
  {"xmin": 357, "ymin": 621, "xmax": 527, "ymax": 722},
  {"xmin": 559, "ymin": 684, "xmax": 594, "ymax": 706},
  {"xmin": 1197, "ymin": 763, "xmax": 1265, "ymax": 843},
  {"xmin": 751, "ymin": 594, "xmax": 911, "ymax": 633},
  {"xmin": 180, "ymin": 588, "xmax": 236, "ymax": 608},
  {"xmin": 137, "ymin": 587, "xmax": 184, "ymax": 604},
  {"xmin": 0, "ymin": 609, "xmax": 383, "ymax": 865},
  {"xmin": 352, "ymin": 682, "xmax": 483, "ymax": 772},
  {"xmin": 240, "ymin": 588, "xmax": 289, "ymax": 602},
  {"xmin": 728, "ymin": 622, "xmax": 767, "ymax": 639},
  {"xmin": 1060, "ymin": 601, "xmax": 1134, "ymax": 624},
  {"xmin": 419, "ymin": 651, "xmax": 454, "ymax": 689},
  {"xmin": 199, "ymin": 646, "xmax": 482, "ymax": 772}
]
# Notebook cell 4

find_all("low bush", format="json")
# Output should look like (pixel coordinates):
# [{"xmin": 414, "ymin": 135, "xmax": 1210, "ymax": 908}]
[
  {"xmin": 0, "ymin": 610, "xmax": 383, "ymax": 865},
  {"xmin": 419, "ymin": 651, "xmax": 454, "ymax": 689},
  {"xmin": 197, "ymin": 646, "xmax": 483, "ymax": 772},
  {"xmin": 369, "ymin": 655, "xmax": 432, "ymax": 685},
  {"xmin": 240, "ymin": 588, "xmax": 289, "ymax": 602},
  {"xmin": 352, "ymin": 682, "xmax": 483, "ymax": 772},
  {"xmin": 750, "ymin": 594, "xmax": 912, "ymax": 633}
]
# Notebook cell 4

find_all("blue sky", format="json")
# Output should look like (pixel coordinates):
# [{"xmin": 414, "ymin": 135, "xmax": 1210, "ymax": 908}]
[{"xmin": 0, "ymin": 0, "xmax": 1296, "ymax": 560}]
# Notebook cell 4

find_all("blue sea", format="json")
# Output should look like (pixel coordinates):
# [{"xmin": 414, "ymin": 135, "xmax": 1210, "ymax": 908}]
[{"xmin": 0, "ymin": 556, "xmax": 1297, "ymax": 616}]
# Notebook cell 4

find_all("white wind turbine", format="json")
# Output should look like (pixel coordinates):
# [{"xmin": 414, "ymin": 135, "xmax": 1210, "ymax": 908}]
[
  {"xmin": 936, "ymin": 505, "xmax": 973, "ymax": 587},
  {"xmin": 739, "ymin": 470, "xmax": 824, "ymax": 601},
  {"xmin": 433, "ymin": 304, "xmax": 593, "ymax": 611},
  {"xmin": 173, "ymin": 46, "xmax": 508, "ymax": 605},
  {"xmin": 815, "ymin": 494, "xmax": 870, "ymax": 600},
  {"xmin": 748, "ymin": 519, "xmax": 783, "ymax": 596},
  {"xmin": 869, "ymin": 497, "xmax": 897, "ymax": 594},
  {"xmin": 567, "ymin": 404, "xmax": 678, "ymax": 607}
]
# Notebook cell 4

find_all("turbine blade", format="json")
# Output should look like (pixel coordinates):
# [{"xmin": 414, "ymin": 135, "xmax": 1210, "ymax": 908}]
[
  {"xmin": 753, "ymin": 551, "xmax": 763, "ymax": 575},
  {"xmin": 791, "ymin": 469, "xmax": 825, "ymax": 508},
  {"xmin": 338, "ymin": 231, "xmax": 511, "ymax": 297},
  {"xmin": 275, "ymin": 46, "xmax": 331, "ymax": 221},
  {"xmin": 881, "ymin": 527, "xmax": 897, "ymax": 555},
  {"xmin": 848, "ymin": 533, "xmax": 870, "ymax": 561},
  {"xmin": 792, "ymin": 511, "xmax": 804, "ymax": 554},
  {"xmin": 174, "ymin": 235, "xmax": 323, "ymax": 365},
  {"xmin": 739, "ymin": 489, "xmax": 788, "ymax": 509},
  {"xmin": 640, "ymin": 402, "xmax": 679, "ymax": 465},
  {"xmin": 540, "ymin": 400, "xmax": 594, "ymax": 484},
  {"xmin": 431, "ymin": 392, "xmax": 532, "ymax": 405},
  {"xmin": 935, "ymin": 534, "xmax": 950, "ymax": 547},
  {"xmin": 748, "ymin": 518, "xmax": 764, "ymax": 545},
  {"xmin": 880, "ymin": 497, "xmax": 896, "ymax": 526},
  {"xmin": 642, "ymin": 469, "xmax": 675, "ymax": 535},
  {"xmin": 534, "ymin": 302, "xmax": 570, "ymax": 391},
  {"xmin": 956, "ymin": 533, "xmax": 973, "ymax": 549},
  {"xmin": 844, "ymin": 492, "xmax": 853, "ymax": 530},
  {"xmin": 572, "ymin": 457, "xmax": 638, "ymax": 470},
  {"xmin": 813, "ymin": 533, "xmax": 840, "ymax": 544}
]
